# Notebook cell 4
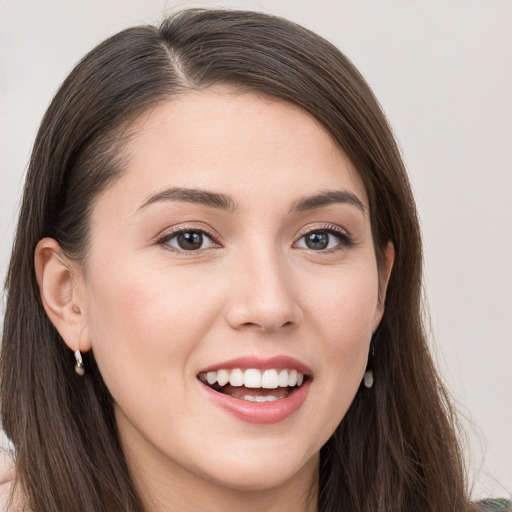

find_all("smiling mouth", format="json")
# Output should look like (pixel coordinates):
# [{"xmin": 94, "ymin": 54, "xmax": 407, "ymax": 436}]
[{"xmin": 198, "ymin": 368, "xmax": 307, "ymax": 402}]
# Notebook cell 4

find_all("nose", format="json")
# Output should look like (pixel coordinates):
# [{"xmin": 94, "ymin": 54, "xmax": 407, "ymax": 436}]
[{"xmin": 225, "ymin": 249, "xmax": 303, "ymax": 333}]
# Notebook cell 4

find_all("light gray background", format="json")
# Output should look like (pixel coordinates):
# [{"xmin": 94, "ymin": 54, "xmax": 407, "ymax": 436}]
[{"xmin": 1, "ymin": 0, "xmax": 510, "ymax": 499}]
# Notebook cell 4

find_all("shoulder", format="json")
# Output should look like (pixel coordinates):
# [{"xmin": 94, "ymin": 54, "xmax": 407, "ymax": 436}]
[
  {"xmin": 477, "ymin": 499, "xmax": 512, "ymax": 511},
  {"xmin": 0, "ymin": 468, "xmax": 26, "ymax": 512},
  {"xmin": 0, "ymin": 478, "xmax": 13, "ymax": 512}
]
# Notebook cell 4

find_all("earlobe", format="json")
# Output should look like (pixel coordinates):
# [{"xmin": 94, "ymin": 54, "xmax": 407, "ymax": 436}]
[{"xmin": 34, "ymin": 238, "xmax": 92, "ymax": 353}]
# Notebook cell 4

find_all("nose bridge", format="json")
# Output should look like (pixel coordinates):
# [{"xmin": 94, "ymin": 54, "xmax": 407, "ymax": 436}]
[{"xmin": 226, "ymin": 241, "xmax": 301, "ymax": 331}]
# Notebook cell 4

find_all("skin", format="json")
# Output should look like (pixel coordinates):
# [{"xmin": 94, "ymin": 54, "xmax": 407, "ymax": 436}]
[{"xmin": 36, "ymin": 89, "xmax": 394, "ymax": 512}]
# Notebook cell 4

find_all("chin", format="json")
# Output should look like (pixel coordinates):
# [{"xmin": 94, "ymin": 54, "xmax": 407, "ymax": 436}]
[{"xmin": 197, "ymin": 446, "xmax": 319, "ymax": 492}]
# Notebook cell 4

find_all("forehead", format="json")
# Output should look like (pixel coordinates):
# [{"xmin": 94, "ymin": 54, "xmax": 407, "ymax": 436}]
[{"xmin": 95, "ymin": 88, "xmax": 368, "ymax": 215}]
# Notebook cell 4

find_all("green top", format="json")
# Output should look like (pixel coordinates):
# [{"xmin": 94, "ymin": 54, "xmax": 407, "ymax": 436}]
[{"xmin": 479, "ymin": 499, "xmax": 512, "ymax": 511}]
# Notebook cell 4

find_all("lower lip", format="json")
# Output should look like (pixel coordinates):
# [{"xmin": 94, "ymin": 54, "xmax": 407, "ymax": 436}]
[{"xmin": 199, "ymin": 380, "xmax": 312, "ymax": 424}]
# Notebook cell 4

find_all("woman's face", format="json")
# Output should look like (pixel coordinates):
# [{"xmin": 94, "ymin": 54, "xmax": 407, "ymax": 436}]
[{"xmin": 76, "ymin": 90, "xmax": 391, "ymax": 496}]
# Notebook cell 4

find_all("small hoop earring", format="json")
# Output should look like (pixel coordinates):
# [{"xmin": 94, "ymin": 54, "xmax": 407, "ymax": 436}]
[
  {"xmin": 74, "ymin": 350, "xmax": 85, "ymax": 376},
  {"xmin": 363, "ymin": 369, "xmax": 374, "ymax": 389}
]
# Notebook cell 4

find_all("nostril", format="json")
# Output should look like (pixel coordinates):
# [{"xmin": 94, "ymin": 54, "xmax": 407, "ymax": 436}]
[
  {"xmin": 239, "ymin": 322, "xmax": 264, "ymax": 331},
  {"xmin": 239, "ymin": 320, "xmax": 296, "ymax": 332}
]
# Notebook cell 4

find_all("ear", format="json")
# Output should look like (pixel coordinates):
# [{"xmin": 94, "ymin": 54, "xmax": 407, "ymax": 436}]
[
  {"xmin": 372, "ymin": 241, "xmax": 395, "ymax": 332},
  {"xmin": 34, "ymin": 238, "xmax": 92, "ymax": 353}
]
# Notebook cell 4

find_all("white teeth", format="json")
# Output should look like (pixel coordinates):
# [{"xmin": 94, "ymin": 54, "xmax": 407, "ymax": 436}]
[
  {"xmin": 261, "ymin": 369, "xmax": 279, "ymax": 389},
  {"xmin": 278, "ymin": 369, "xmax": 289, "ymax": 387},
  {"xmin": 229, "ymin": 369, "xmax": 244, "ymax": 387},
  {"xmin": 217, "ymin": 369, "xmax": 229, "ymax": 386},
  {"xmin": 244, "ymin": 369, "xmax": 261, "ymax": 388},
  {"xmin": 243, "ymin": 395, "xmax": 280, "ymax": 402},
  {"xmin": 199, "ymin": 368, "xmax": 306, "ymax": 389}
]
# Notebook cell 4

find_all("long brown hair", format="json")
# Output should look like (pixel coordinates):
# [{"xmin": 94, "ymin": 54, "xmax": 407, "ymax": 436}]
[{"xmin": 1, "ymin": 9, "xmax": 473, "ymax": 511}]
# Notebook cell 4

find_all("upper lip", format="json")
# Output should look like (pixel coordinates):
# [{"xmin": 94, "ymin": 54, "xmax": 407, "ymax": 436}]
[{"xmin": 198, "ymin": 355, "xmax": 313, "ymax": 377}]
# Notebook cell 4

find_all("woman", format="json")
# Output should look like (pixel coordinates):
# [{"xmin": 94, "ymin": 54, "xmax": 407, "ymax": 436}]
[{"xmin": 0, "ymin": 8, "xmax": 508, "ymax": 512}]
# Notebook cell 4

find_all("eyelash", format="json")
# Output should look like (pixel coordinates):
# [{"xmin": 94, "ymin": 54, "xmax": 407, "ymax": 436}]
[{"xmin": 155, "ymin": 224, "xmax": 354, "ymax": 253}]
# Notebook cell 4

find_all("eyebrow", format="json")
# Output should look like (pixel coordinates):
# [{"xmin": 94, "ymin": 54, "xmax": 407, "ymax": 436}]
[
  {"xmin": 138, "ymin": 186, "xmax": 365, "ymax": 215},
  {"xmin": 289, "ymin": 190, "xmax": 366, "ymax": 214},
  {"xmin": 138, "ymin": 187, "xmax": 239, "ymax": 212}
]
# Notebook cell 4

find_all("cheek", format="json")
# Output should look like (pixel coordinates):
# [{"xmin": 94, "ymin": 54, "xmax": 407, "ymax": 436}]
[
  {"xmin": 308, "ymin": 263, "xmax": 379, "ymax": 346},
  {"xmin": 288, "ymin": 263, "xmax": 380, "ymax": 453},
  {"xmin": 83, "ymin": 259, "xmax": 222, "ymax": 392},
  {"xmin": 306, "ymin": 262, "xmax": 379, "ymax": 398}
]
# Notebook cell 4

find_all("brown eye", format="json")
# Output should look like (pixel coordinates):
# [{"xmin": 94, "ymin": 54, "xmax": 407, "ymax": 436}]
[
  {"xmin": 295, "ymin": 228, "xmax": 353, "ymax": 252},
  {"xmin": 304, "ymin": 232, "xmax": 329, "ymax": 250},
  {"xmin": 163, "ymin": 230, "xmax": 216, "ymax": 252},
  {"xmin": 176, "ymin": 231, "xmax": 203, "ymax": 250}
]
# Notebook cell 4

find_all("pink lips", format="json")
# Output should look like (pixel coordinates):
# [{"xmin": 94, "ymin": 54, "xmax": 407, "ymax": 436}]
[{"xmin": 198, "ymin": 355, "xmax": 312, "ymax": 424}]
